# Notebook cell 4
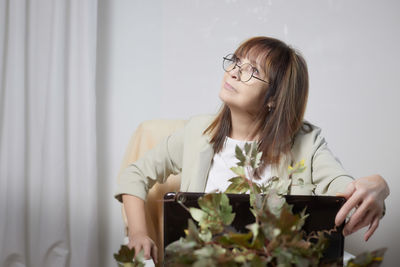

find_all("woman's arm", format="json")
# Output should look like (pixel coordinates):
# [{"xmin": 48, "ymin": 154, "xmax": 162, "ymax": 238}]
[
  {"xmin": 335, "ymin": 174, "xmax": 389, "ymax": 241},
  {"xmin": 123, "ymin": 194, "xmax": 158, "ymax": 263},
  {"xmin": 115, "ymin": 124, "xmax": 185, "ymax": 202},
  {"xmin": 115, "ymin": 122, "xmax": 187, "ymax": 263}
]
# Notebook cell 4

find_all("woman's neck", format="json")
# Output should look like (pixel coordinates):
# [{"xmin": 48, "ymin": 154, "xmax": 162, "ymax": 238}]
[{"xmin": 229, "ymin": 109, "xmax": 259, "ymax": 141}]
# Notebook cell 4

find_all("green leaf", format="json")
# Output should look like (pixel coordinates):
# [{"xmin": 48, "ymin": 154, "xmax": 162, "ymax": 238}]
[
  {"xmin": 246, "ymin": 222, "xmax": 259, "ymax": 243},
  {"xmin": 250, "ymin": 255, "xmax": 265, "ymax": 267},
  {"xmin": 193, "ymin": 258, "xmax": 215, "ymax": 267},
  {"xmin": 251, "ymin": 183, "xmax": 262, "ymax": 194},
  {"xmin": 185, "ymin": 219, "xmax": 201, "ymax": 242},
  {"xmin": 189, "ymin": 207, "xmax": 207, "ymax": 223},
  {"xmin": 230, "ymin": 166, "xmax": 245, "ymax": 177},
  {"xmin": 235, "ymin": 145, "xmax": 246, "ymax": 166},
  {"xmin": 225, "ymin": 176, "xmax": 250, "ymax": 194},
  {"xmin": 190, "ymin": 193, "xmax": 236, "ymax": 234},
  {"xmin": 268, "ymin": 177, "xmax": 292, "ymax": 195},
  {"xmin": 199, "ymin": 230, "xmax": 212, "ymax": 242},
  {"xmin": 244, "ymin": 142, "xmax": 251, "ymax": 155},
  {"xmin": 228, "ymin": 176, "xmax": 243, "ymax": 183},
  {"xmin": 221, "ymin": 209, "xmax": 235, "ymax": 226},
  {"xmin": 266, "ymin": 193, "xmax": 286, "ymax": 217},
  {"xmin": 249, "ymin": 142, "xmax": 262, "ymax": 169},
  {"xmin": 254, "ymin": 150, "xmax": 262, "ymax": 169},
  {"xmin": 114, "ymin": 245, "xmax": 135, "ymax": 263},
  {"xmin": 223, "ymin": 231, "xmax": 253, "ymax": 247},
  {"xmin": 133, "ymin": 250, "xmax": 145, "ymax": 267},
  {"xmin": 249, "ymin": 192, "xmax": 256, "ymax": 207},
  {"xmin": 114, "ymin": 245, "xmax": 145, "ymax": 267},
  {"xmin": 234, "ymin": 254, "xmax": 246, "ymax": 263},
  {"xmin": 194, "ymin": 246, "xmax": 214, "ymax": 258}
]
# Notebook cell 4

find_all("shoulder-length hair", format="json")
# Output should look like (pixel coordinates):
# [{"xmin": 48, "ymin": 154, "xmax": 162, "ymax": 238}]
[{"xmin": 204, "ymin": 36, "xmax": 309, "ymax": 167}]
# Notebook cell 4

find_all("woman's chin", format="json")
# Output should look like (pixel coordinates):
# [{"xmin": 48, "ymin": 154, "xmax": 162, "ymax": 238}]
[
  {"xmin": 219, "ymin": 97, "xmax": 239, "ymax": 111},
  {"xmin": 219, "ymin": 87, "xmax": 237, "ymax": 100},
  {"xmin": 219, "ymin": 90, "xmax": 233, "ymax": 105}
]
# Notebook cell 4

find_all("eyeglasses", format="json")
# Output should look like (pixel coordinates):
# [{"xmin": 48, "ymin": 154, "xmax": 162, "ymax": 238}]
[{"xmin": 222, "ymin": 54, "xmax": 269, "ymax": 84}]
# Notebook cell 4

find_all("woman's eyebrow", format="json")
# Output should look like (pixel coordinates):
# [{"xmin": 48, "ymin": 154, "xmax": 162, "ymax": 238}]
[
  {"xmin": 247, "ymin": 57, "xmax": 262, "ymax": 69},
  {"xmin": 252, "ymin": 60, "xmax": 263, "ymax": 71},
  {"xmin": 239, "ymin": 55, "xmax": 262, "ymax": 71},
  {"xmin": 240, "ymin": 56, "xmax": 258, "ymax": 67},
  {"xmin": 249, "ymin": 59, "xmax": 258, "ymax": 66}
]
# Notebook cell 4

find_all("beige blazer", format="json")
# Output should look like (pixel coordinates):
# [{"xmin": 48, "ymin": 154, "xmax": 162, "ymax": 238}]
[{"xmin": 115, "ymin": 115, "xmax": 354, "ymax": 202}]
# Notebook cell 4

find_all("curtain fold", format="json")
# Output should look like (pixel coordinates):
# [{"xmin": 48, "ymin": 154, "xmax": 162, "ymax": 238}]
[{"xmin": 0, "ymin": 0, "xmax": 99, "ymax": 266}]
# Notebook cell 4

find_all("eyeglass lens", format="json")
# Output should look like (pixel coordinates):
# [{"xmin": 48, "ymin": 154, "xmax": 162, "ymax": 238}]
[{"xmin": 223, "ymin": 54, "xmax": 254, "ymax": 82}]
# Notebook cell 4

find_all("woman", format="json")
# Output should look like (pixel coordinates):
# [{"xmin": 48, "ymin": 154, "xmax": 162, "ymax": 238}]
[{"xmin": 115, "ymin": 36, "xmax": 389, "ymax": 263}]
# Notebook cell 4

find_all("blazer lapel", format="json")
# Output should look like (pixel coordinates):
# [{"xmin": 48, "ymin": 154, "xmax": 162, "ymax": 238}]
[
  {"xmin": 190, "ymin": 144, "xmax": 214, "ymax": 192},
  {"xmin": 271, "ymin": 153, "xmax": 293, "ymax": 195}
]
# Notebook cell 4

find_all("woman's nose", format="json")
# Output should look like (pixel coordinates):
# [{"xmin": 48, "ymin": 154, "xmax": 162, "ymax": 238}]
[{"xmin": 229, "ymin": 66, "xmax": 240, "ymax": 80}]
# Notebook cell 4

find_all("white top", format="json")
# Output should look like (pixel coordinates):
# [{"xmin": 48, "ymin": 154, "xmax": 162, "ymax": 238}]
[{"xmin": 205, "ymin": 137, "xmax": 271, "ymax": 193}]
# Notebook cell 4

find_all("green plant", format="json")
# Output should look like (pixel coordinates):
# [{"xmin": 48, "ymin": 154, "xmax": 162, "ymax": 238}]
[
  {"xmin": 115, "ymin": 142, "xmax": 386, "ymax": 266},
  {"xmin": 165, "ymin": 142, "xmax": 328, "ymax": 266}
]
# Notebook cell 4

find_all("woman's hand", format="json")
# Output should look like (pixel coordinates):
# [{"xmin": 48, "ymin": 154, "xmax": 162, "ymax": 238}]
[
  {"xmin": 335, "ymin": 174, "xmax": 389, "ymax": 241},
  {"xmin": 122, "ymin": 194, "xmax": 158, "ymax": 263},
  {"xmin": 127, "ymin": 231, "xmax": 158, "ymax": 263}
]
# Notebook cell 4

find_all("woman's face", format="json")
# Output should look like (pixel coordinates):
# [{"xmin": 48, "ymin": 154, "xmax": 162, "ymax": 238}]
[{"xmin": 219, "ymin": 55, "xmax": 268, "ymax": 115}]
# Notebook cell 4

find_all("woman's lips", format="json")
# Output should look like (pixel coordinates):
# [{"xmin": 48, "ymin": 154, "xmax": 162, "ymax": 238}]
[{"xmin": 224, "ymin": 82, "xmax": 237, "ymax": 92}]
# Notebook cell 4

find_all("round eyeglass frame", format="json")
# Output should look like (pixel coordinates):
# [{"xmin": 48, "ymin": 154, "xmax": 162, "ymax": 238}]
[{"xmin": 222, "ymin": 53, "xmax": 269, "ymax": 84}]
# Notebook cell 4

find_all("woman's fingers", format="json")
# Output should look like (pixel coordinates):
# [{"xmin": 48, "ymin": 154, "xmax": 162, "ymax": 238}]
[
  {"xmin": 142, "ymin": 241, "xmax": 152, "ymax": 259},
  {"xmin": 343, "ymin": 204, "xmax": 368, "ymax": 235},
  {"xmin": 345, "ymin": 209, "xmax": 375, "ymax": 236},
  {"xmin": 335, "ymin": 175, "xmax": 389, "ymax": 240},
  {"xmin": 128, "ymin": 234, "xmax": 158, "ymax": 262},
  {"xmin": 133, "ymin": 244, "xmax": 142, "ymax": 257},
  {"xmin": 335, "ymin": 187, "xmax": 363, "ymax": 226},
  {"xmin": 364, "ymin": 216, "xmax": 380, "ymax": 241},
  {"xmin": 152, "ymin": 243, "xmax": 158, "ymax": 263}
]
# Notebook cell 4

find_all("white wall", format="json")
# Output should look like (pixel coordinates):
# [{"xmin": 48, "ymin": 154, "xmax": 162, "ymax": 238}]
[{"xmin": 96, "ymin": 1, "xmax": 400, "ymax": 266}]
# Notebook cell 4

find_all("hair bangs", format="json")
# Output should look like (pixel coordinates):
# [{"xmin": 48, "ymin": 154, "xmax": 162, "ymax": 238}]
[{"xmin": 235, "ymin": 42, "xmax": 272, "ymax": 78}]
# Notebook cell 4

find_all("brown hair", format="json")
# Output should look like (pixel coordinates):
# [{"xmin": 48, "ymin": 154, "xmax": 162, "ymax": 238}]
[{"xmin": 204, "ymin": 36, "xmax": 309, "ymax": 167}]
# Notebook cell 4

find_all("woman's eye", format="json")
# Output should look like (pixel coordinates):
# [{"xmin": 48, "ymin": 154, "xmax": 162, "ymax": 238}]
[{"xmin": 253, "ymin": 68, "xmax": 259, "ymax": 75}]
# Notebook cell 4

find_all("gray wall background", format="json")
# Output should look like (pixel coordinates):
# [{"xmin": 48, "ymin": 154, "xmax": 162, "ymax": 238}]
[{"xmin": 96, "ymin": 1, "xmax": 400, "ymax": 266}]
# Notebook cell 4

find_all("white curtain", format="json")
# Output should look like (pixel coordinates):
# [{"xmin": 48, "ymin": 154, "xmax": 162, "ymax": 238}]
[{"xmin": 0, "ymin": 0, "xmax": 99, "ymax": 266}]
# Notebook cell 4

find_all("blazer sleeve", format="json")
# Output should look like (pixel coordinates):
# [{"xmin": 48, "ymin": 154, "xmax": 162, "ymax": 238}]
[
  {"xmin": 114, "ymin": 125, "xmax": 184, "ymax": 202},
  {"xmin": 311, "ymin": 129, "xmax": 354, "ymax": 195}
]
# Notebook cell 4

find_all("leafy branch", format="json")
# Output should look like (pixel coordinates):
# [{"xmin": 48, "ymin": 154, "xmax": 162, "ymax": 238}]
[
  {"xmin": 115, "ymin": 142, "xmax": 387, "ymax": 266},
  {"xmin": 164, "ymin": 143, "xmax": 387, "ymax": 267}
]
